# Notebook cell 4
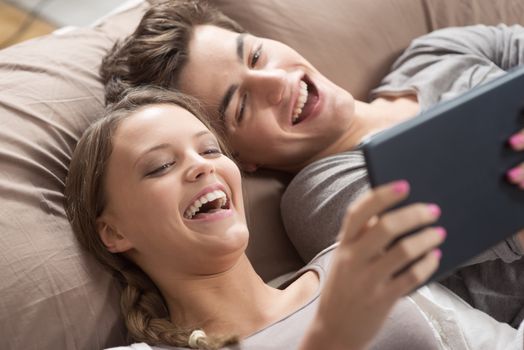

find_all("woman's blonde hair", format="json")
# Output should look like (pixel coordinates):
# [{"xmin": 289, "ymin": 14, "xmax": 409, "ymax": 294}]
[{"xmin": 64, "ymin": 87, "xmax": 237, "ymax": 349}]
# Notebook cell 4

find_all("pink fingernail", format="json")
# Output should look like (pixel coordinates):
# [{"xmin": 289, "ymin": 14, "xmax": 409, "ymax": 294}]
[
  {"xmin": 435, "ymin": 227, "xmax": 447, "ymax": 239},
  {"xmin": 427, "ymin": 204, "xmax": 441, "ymax": 218},
  {"xmin": 507, "ymin": 167, "xmax": 523, "ymax": 182},
  {"xmin": 433, "ymin": 249, "xmax": 442, "ymax": 259},
  {"xmin": 392, "ymin": 180, "xmax": 410, "ymax": 194},
  {"xmin": 509, "ymin": 134, "xmax": 524, "ymax": 149}
]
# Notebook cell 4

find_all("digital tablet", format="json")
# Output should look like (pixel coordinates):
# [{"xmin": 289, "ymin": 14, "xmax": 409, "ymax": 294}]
[{"xmin": 361, "ymin": 66, "xmax": 524, "ymax": 283}]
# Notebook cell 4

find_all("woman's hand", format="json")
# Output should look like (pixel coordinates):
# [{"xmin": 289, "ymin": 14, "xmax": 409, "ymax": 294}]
[
  {"xmin": 506, "ymin": 129, "xmax": 524, "ymax": 189},
  {"xmin": 300, "ymin": 180, "xmax": 445, "ymax": 350},
  {"xmin": 506, "ymin": 130, "xmax": 524, "ymax": 247}
]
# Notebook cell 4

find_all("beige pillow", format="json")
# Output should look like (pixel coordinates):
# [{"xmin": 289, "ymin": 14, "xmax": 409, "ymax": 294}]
[{"xmin": 0, "ymin": 3, "xmax": 148, "ymax": 349}]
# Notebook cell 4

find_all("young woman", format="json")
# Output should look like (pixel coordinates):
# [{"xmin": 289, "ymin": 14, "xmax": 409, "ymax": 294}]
[
  {"xmin": 100, "ymin": 0, "xmax": 524, "ymax": 327},
  {"xmin": 64, "ymin": 87, "xmax": 446, "ymax": 349}
]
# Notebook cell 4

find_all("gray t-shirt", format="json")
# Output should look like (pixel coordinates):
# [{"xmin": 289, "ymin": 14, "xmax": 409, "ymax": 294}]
[
  {"xmin": 282, "ymin": 24, "xmax": 524, "ymax": 328},
  {"xmin": 113, "ymin": 244, "xmax": 441, "ymax": 350}
]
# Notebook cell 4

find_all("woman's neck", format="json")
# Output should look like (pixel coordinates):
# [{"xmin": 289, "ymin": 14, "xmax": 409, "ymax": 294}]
[{"xmin": 159, "ymin": 254, "xmax": 319, "ymax": 338}]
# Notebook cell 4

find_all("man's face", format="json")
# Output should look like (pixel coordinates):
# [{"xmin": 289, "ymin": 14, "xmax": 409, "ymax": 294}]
[{"xmin": 178, "ymin": 25, "xmax": 356, "ymax": 172}]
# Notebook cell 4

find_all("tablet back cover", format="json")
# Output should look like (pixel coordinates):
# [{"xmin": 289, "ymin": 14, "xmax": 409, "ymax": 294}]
[{"xmin": 362, "ymin": 67, "xmax": 524, "ymax": 282}]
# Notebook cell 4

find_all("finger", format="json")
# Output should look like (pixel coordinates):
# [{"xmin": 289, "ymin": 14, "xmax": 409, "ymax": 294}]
[
  {"xmin": 370, "ymin": 226, "xmax": 446, "ymax": 281},
  {"xmin": 355, "ymin": 203, "xmax": 442, "ymax": 260},
  {"xmin": 506, "ymin": 163, "xmax": 524, "ymax": 187},
  {"xmin": 389, "ymin": 248, "xmax": 441, "ymax": 297},
  {"xmin": 509, "ymin": 129, "xmax": 524, "ymax": 151},
  {"xmin": 515, "ymin": 229, "xmax": 524, "ymax": 249},
  {"xmin": 338, "ymin": 180, "xmax": 410, "ymax": 244}
]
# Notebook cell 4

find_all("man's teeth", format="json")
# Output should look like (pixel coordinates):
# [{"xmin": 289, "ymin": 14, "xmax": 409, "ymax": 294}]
[
  {"xmin": 292, "ymin": 80, "xmax": 308, "ymax": 124},
  {"xmin": 184, "ymin": 190, "xmax": 228, "ymax": 219}
]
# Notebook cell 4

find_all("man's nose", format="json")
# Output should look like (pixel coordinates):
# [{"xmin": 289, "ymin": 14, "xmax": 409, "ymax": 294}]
[{"xmin": 245, "ymin": 69, "xmax": 286, "ymax": 105}]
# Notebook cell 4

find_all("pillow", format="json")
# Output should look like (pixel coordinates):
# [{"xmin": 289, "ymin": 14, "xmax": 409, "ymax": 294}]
[
  {"xmin": 2, "ymin": 0, "xmax": 524, "ymax": 349},
  {"xmin": 0, "ymin": 3, "xmax": 147, "ymax": 349}
]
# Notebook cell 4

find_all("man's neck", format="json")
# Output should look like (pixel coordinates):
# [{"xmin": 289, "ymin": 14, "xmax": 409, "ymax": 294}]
[{"xmin": 314, "ymin": 96, "xmax": 420, "ymax": 161}]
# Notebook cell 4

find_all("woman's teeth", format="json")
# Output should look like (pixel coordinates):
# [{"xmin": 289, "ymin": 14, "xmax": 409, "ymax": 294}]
[
  {"xmin": 184, "ymin": 190, "xmax": 228, "ymax": 219},
  {"xmin": 292, "ymin": 80, "xmax": 308, "ymax": 124}
]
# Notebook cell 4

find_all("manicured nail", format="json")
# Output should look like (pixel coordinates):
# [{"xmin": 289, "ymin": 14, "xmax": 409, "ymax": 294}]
[
  {"xmin": 435, "ymin": 227, "xmax": 447, "ymax": 239},
  {"xmin": 507, "ymin": 167, "xmax": 522, "ymax": 182},
  {"xmin": 392, "ymin": 180, "xmax": 410, "ymax": 194},
  {"xmin": 433, "ymin": 249, "xmax": 442, "ymax": 259},
  {"xmin": 509, "ymin": 134, "xmax": 524, "ymax": 149},
  {"xmin": 427, "ymin": 204, "xmax": 441, "ymax": 218}
]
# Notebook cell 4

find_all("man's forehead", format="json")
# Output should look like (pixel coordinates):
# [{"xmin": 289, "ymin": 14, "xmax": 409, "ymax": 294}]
[{"xmin": 179, "ymin": 28, "xmax": 246, "ymax": 115}]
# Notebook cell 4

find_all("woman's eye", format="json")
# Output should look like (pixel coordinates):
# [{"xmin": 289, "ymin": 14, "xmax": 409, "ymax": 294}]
[
  {"xmin": 250, "ymin": 44, "xmax": 262, "ymax": 67},
  {"xmin": 146, "ymin": 161, "xmax": 175, "ymax": 177},
  {"xmin": 202, "ymin": 148, "xmax": 222, "ymax": 156}
]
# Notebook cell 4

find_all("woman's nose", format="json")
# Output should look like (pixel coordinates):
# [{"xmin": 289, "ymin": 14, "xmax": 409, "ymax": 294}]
[
  {"xmin": 246, "ymin": 69, "xmax": 286, "ymax": 105},
  {"xmin": 184, "ymin": 154, "xmax": 215, "ymax": 181}
]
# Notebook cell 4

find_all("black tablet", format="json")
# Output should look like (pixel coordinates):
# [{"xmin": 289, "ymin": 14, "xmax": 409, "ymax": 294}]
[{"xmin": 361, "ymin": 66, "xmax": 524, "ymax": 282}]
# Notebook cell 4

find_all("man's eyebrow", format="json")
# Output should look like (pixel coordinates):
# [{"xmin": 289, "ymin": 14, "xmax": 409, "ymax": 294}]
[
  {"xmin": 218, "ymin": 34, "xmax": 246, "ymax": 123},
  {"xmin": 236, "ymin": 33, "xmax": 246, "ymax": 62}
]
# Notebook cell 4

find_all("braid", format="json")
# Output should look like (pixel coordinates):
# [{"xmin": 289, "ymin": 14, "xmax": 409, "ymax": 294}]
[{"xmin": 119, "ymin": 266, "xmax": 238, "ymax": 349}]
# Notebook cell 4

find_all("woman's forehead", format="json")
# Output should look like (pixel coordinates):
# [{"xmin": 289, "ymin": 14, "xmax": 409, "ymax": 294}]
[{"xmin": 113, "ymin": 105, "xmax": 208, "ymax": 152}]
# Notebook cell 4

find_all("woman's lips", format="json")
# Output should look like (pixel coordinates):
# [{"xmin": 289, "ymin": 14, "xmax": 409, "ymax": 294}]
[{"xmin": 189, "ymin": 208, "xmax": 233, "ymax": 222}]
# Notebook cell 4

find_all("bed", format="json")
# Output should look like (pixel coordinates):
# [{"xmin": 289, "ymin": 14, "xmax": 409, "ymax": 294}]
[{"xmin": 1, "ymin": 0, "xmax": 523, "ymax": 348}]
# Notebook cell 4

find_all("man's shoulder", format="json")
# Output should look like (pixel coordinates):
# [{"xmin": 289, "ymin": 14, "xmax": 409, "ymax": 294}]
[
  {"xmin": 288, "ymin": 150, "xmax": 366, "ymax": 189},
  {"xmin": 282, "ymin": 149, "xmax": 369, "ymax": 209}
]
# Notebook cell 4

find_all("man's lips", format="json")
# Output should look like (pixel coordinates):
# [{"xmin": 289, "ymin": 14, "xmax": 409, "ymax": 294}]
[{"xmin": 290, "ymin": 75, "xmax": 320, "ymax": 126}]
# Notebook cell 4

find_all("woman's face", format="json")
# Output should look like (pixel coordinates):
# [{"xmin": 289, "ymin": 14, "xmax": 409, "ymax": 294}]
[
  {"xmin": 98, "ymin": 104, "xmax": 248, "ymax": 277},
  {"xmin": 178, "ymin": 25, "xmax": 356, "ymax": 171}
]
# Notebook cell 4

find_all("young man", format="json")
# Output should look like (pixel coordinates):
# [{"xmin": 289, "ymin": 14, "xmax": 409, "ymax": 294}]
[{"xmin": 102, "ymin": 0, "xmax": 524, "ymax": 330}]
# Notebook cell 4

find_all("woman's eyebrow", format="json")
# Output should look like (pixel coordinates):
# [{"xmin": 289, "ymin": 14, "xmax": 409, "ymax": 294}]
[
  {"xmin": 133, "ymin": 143, "xmax": 171, "ymax": 168},
  {"xmin": 133, "ymin": 131, "xmax": 213, "ymax": 167}
]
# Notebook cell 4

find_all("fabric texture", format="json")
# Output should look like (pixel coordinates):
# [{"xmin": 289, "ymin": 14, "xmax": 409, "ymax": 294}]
[{"xmin": 282, "ymin": 24, "xmax": 524, "ymax": 329}]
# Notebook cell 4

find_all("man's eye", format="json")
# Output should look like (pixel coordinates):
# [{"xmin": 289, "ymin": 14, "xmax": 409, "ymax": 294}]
[
  {"xmin": 250, "ymin": 44, "xmax": 262, "ymax": 67},
  {"xmin": 237, "ymin": 94, "xmax": 247, "ymax": 124},
  {"xmin": 146, "ymin": 161, "xmax": 175, "ymax": 177}
]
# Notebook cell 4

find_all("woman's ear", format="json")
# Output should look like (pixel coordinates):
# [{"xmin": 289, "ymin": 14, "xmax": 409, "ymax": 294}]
[{"xmin": 96, "ymin": 217, "xmax": 133, "ymax": 253}]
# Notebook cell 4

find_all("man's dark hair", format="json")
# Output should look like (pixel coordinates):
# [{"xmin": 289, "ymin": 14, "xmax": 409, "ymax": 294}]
[{"xmin": 101, "ymin": 0, "xmax": 245, "ymax": 105}]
